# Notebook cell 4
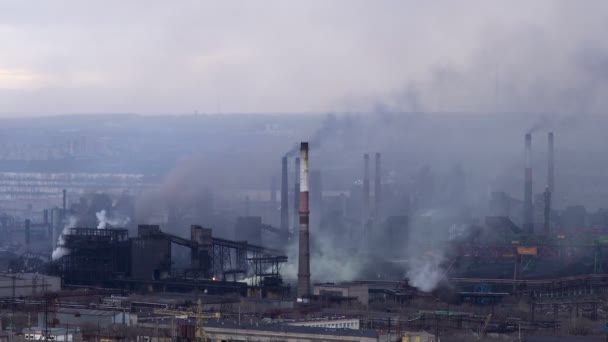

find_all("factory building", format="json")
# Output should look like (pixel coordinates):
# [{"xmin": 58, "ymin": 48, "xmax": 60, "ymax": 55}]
[{"xmin": 314, "ymin": 283, "xmax": 369, "ymax": 306}]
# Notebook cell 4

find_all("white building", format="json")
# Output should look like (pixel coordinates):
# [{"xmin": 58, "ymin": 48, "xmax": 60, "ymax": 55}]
[
  {"xmin": 287, "ymin": 317, "xmax": 360, "ymax": 330},
  {"xmin": 23, "ymin": 327, "xmax": 78, "ymax": 341}
]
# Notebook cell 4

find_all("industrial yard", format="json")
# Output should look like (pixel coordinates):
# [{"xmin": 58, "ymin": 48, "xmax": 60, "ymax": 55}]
[
  {"xmin": 1, "ymin": 114, "xmax": 608, "ymax": 342},
  {"xmin": 3, "ymin": 1, "xmax": 608, "ymax": 341}
]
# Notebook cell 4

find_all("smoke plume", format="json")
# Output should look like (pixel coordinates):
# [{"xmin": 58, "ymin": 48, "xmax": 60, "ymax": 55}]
[
  {"xmin": 96, "ymin": 210, "xmax": 130, "ymax": 229},
  {"xmin": 51, "ymin": 216, "xmax": 78, "ymax": 261}
]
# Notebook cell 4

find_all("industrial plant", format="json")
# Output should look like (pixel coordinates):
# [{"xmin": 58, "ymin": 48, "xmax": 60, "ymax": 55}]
[
  {"xmin": 4, "ymin": 1, "xmax": 608, "ymax": 340},
  {"xmin": 1, "ymin": 113, "xmax": 608, "ymax": 342}
]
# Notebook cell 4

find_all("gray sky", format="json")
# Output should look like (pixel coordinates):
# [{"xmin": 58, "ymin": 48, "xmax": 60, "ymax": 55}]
[{"xmin": 1, "ymin": 1, "xmax": 607, "ymax": 115}]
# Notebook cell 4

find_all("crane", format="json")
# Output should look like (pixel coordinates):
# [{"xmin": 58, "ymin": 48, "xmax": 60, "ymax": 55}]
[{"xmin": 154, "ymin": 298, "xmax": 220, "ymax": 342}]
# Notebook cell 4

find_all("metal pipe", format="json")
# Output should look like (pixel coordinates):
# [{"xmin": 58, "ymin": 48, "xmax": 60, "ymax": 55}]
[
  {"xmin": 524, "ymin": 133, "xmax": 534, "ymax": 234},
  {"xmin": 280, "ymin": 156, "xmax": 288, "ymax": 232},
  {"xmin": 297, "ymin": 142, "xmax": 311, "ymax": 299}
]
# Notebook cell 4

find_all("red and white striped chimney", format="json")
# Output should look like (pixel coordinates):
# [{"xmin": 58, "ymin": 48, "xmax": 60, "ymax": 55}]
[{"xmin": 297, "ymin": 142, "xmax": 311, "ymax": 299}]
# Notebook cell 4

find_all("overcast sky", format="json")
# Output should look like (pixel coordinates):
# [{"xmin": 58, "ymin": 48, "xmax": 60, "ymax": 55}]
[{"xmin": 1, "ymin": 1, "xmax": 607, "ymax": 116}]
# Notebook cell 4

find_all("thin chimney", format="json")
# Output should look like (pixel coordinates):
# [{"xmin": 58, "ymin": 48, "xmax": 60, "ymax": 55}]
[
  {"xmin": 25, "ymin": 219, "xmax": 31, "ymax": 248},
  {"xmin": 297, "ymin": 142, "xmax": 311, "ymax": 299},
  {"xmin": 524, "ymin": 133, "xmax": 534, "ymax": 234},
  {"xmin": 374, "ymin": 152, "xmax": 382, "ymax": 222},
  {"xmin": 293, "ymin": 157, "xmax": 300, "ymax": 233},
  {"xmin": 548, "ymin": 132, "xmax": 554, "ymax": 195},
  {"xmin": 543, "ymin": 186, "xmax": 551, "ymax": 234},
  {"xmin": 363, "ymin": 154, "xmax": 370, "ymax": 225},
  {"xmin": 545, "ymin": 132, "xmax": 554, "ymax": 233},
  {"xmin": 62, "ymin": 189, "xmax": 67, "ymax": 213},
  {"xmin": 280, "ymin": 156, "xmax": 289, "ymax": 232}
]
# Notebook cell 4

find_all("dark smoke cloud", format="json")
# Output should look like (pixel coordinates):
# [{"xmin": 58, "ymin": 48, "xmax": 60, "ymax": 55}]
[{"xmin": 284, "ymin": 113, "xmax": 341, "ymax": 157}]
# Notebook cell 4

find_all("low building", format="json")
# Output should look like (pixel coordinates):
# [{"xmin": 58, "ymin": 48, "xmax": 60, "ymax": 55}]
[
  {"xmin": 314, "ymin": 283, "xmax": 369, "ymax": 306},
  {"xmin": 287, "ymin": 317, "xmax": 360, "ymax": 330},
  {"xmin": 23, "ymin": 327, "xmax": 79, "ymax": 341},
  {"xmin": 204, "ymin": 321, "xmax": 379, "ymax": 342},
  {"xmin": 0, "ymin": 273, "xmax": 60, "ymax": 297},
  {"xmin": 39, "ymin": 307, "xmax": 132, "ymax": 328}
]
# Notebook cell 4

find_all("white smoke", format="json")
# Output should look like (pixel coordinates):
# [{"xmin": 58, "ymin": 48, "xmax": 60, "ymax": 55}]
[
  {"xmin": 51, "ymin": 216, "xmax": 78, "ymax": 261},
  {"xmin": 96, "ymin": 210, "xmax": 130, "ymax": 229},
  {"xmin": 406, "ymin": 252, "xmax": 446, "ymax": 292}
]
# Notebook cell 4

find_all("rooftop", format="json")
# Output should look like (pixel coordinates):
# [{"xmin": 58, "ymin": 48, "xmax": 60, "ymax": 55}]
[{"xmin": 204, "ymin": 320, "xmax": 378, "ymax": 338}]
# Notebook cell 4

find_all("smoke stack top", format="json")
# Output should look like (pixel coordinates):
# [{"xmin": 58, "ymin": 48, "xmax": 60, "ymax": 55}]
[{"xmin": 300, "ymin": 143, "xmax": 309, "ymax": 198}]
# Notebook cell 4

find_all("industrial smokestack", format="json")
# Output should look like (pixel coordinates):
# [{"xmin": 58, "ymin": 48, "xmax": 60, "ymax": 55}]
[
  {"xmin": 543, "ymin": 186, "xmax": 551, "ymax": 234},
  {"xmin": 363, "ymin": 154, "xmax": 370, "ymax": 225},
  {"xmin": 280, "ymin": 156, "xmax": 289, "ymax": 232},
  {"xmin": 271, "ymin": 176, "xmax": 277, "ymax": 206},
  {"xmin": 25, "ymin": 219, "xmax": 31, "ymax": 248},
  {"xmin": 524, "ymin": 133, "xmax": 534, "ymax": 234},
  {"xmin": 62, "ymin": 189, "xmax": 67, "ymax": 213},
  {"xmin": 293, "ymin": 157, "xmax": 300, "ymax": 233},
  {"xmin": 548, "ymin": 132, "xmax": 554, "ymax": 195},
  {"xmin": 297, "ymin": 142, "xmax": 311, "ymax": 300},
  {"xmin": 374, "ymin": 152, "xmax": 382, "ymax": 222}
]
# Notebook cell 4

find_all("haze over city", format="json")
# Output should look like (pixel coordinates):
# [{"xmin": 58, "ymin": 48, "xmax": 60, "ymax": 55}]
[{"xmin": 1, "ymin": 2, "xmax": 608, "ymax": 342}]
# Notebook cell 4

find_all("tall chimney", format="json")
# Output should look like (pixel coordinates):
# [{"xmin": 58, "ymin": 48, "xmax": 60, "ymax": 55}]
[
  {"xmin": 280, "ymin": 156, "xmax": 289, "ymax": 232},
  {"xmin": 548, "ymin": 132, "xmax": 554, "ymax": 195},
  {"xmin": 543, "ymin": 186, "xmax": 551, "ymax": 234},
  {"xmin": 293, "ymin": 157, "xmax": 300, "ymax": 233},
  {"xmin": 62, "ymin": 189, "xmax": 67, "ymax": 213},
  {"xmin": 363, "ymin": 154, "xmax": 370, "ymax": 225},
  {"xmin": 297, "ymin": 142, "xmax": 311, "ymax": 299},
  {"xmin": 524, "ymin": 133, "xmax": 534, "ymax": 234},
  {"xmin": 25, "ymin": 219, "xmax": 31, "ymax": 248},
  {"xmin": 374, "ymin": 152, "xmax": 382, "ymax": 222},
  {"xmin": 271, "ymin": 176, "xmax": 277, "ymax": 206},
  {"xmin": 545, "ymin": 132, "xmax": 554, "ymax": 234}
]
